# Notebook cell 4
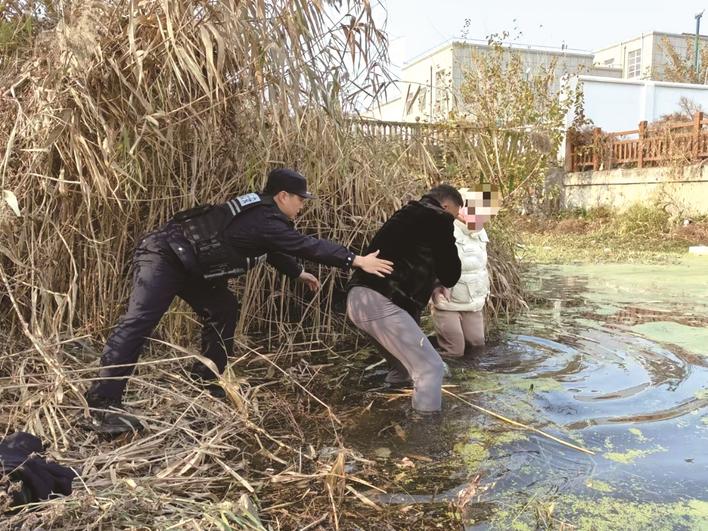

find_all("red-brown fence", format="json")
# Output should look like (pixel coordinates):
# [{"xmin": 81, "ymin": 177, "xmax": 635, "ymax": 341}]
[{"xmin": 566, "ymin": 113, "xmax": 708, "ymax": 172}]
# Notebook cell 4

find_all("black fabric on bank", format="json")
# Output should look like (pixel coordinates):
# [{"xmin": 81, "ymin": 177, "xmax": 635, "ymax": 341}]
[{"xmin": 0, "ymin": 432, "xmax": 76, "ymax": 510}]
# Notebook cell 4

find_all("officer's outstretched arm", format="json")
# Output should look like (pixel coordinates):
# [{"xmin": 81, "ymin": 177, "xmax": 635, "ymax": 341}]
[{"xmin": 266, "ymin": 252, "xmax": 302, "ymax": 278}]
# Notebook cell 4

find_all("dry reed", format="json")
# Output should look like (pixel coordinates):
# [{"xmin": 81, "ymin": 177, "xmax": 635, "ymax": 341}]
[{"xmin": 1, "ymin": 1, "xmax": 527, "ymax": 528}]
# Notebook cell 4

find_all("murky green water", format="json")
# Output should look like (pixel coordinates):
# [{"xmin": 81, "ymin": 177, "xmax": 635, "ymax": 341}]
[{"xmin": 344, "ymin": 258, "xmax": 708, "ymax": 530}]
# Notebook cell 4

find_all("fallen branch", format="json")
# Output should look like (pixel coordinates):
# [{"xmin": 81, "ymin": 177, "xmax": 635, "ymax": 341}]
[{"xmin": 442, "ymin": 388, "xmax": 595, "ymax": 456}]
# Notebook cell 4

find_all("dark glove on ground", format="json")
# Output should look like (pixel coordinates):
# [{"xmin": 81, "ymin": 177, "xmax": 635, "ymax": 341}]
[{"xmin": 0, "ymin": 432, "xmax": 77, "ymax": 509}]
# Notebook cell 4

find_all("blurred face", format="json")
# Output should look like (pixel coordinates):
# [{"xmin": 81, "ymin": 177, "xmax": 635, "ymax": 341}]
[
  {"xmin": 459, "ymin": 184, "xmax": 501, "ymax": 230},
  {"xmin": 274, "ymin": 191, "xmax": 306, "ymax": 219}
]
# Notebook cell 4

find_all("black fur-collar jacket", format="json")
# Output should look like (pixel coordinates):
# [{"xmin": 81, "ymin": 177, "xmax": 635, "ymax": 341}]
[{"xmin": 348, "ymin": 195, "xmax": 461, "ymax": 319}]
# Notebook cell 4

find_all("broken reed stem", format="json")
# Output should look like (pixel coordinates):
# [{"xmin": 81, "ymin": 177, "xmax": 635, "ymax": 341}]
[
  {"xmin": 0, "ymin": 261, "xmax": 85, "ymax": 403},
  {"xmin": 442, "ymin": 388, "xmax": 595, "ymax": 456}
]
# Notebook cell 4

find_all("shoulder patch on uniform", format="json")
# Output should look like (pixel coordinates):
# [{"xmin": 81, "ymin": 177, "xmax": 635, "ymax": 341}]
[
  {"xmin": 226, "ymin": 193, "xmax": 262, "ymax": 215},
  {"xmin": 236, "ymin": 193, "xmax": 260, "ymax": 207}
]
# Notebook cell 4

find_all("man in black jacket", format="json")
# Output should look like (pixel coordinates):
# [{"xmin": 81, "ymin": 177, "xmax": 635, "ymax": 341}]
[
  {"xmin": 347, "ymin": 185, "xmax": 462, "ymax": 412},
  {"xmin": 86, "ymin": 168, "xmax": 393, "ymax": 435}
]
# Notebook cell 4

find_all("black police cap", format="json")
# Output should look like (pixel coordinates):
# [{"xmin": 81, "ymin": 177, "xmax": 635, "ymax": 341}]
[{"xmin": 264, "ymin": 168, "xmax": 314, "ymax": 199}]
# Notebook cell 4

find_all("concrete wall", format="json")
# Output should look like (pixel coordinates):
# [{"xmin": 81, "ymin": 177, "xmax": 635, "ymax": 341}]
[
  {"xmin": 362, "ymin": 44, "xmax": 454, "ymax": 122},
  {"xmin": 563, "ymin": 75, "xmax": 708, "ymax": 132},
  {"xmin": 364, "ymin": 96, "xmax": 405, "ymax": 121},
  {"xmin": 562, "ymin": 165, "xmax": 708, "ymax": 215},
  {"xmin": 449, "ymin": 42, "xmax": 595, "ymax": 99},
  {"xmin": 401, "ymin": 44, "xmax": 455, "ymax": 122}
]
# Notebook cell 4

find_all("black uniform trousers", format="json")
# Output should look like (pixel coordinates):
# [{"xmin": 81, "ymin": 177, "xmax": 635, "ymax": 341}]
[{"xmin": 89, "ymin": 230, "xmax": 239, "ymax": 402}]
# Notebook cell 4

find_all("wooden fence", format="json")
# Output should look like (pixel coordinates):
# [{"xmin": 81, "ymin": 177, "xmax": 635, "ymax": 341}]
[{"xmin": 566, "ymin": 113, "xmax": 708, "ymax": 172}]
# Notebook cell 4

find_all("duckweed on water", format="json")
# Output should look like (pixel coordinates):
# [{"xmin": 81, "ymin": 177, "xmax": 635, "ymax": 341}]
[
  {"xmin": 585, "ymin": 479, "xmax": 614, "ymax": 493},
  {"xmin": 604, "ymin": 446, "xmax": 666, "ymax": 464},
  {"xmin": 485, "ymin": 496, "xmax": 708, "ymax": 530},
  {"xmin": 458, "ymin": 370, "xmax": 563, "ymax": 394},
  {"xmin": 628, "ymin": 427, "xmax": 648, "ymax": 442},
  {"xmin": 454, "ymin": 427, "xmax": 528, "ymax": 473},
  {"xmin": 454, "ymin": 442, "xmax": 489, "ymax": 473},
  {"xmin": 631, "ymin": 321, "xmax": 708, "ymax": 357},
  {"xmin": 552, "ymin": 496, "xmax": 708, "ymax": 531}
]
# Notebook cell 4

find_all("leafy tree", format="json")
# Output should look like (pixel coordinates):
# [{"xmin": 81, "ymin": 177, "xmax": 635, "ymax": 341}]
[
  {"xmin": 659, "ymin": 36, "xmax": 708, "ymax": 84},
  {"xmin": 441, "ymin": 34, "xmax": 575, "ymax": 204}
]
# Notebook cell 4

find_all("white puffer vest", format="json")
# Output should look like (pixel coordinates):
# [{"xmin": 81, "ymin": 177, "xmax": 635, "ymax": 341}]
[{"xmin": 433, "ymin": 223, "xmax": 489, "ymax": 312}]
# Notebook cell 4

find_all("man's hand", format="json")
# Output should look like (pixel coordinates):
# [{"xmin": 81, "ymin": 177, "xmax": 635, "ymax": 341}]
[
  {"xmin": 432, "ymin": 286, "xmax": 451, "ymax": 304},
  {"xmin": 353, "ymin": 250, "xmax": 394, "ymax": 278},
  {"xmin": 298, "ymin": 271, "xmax": 321, "ymax": 292}
]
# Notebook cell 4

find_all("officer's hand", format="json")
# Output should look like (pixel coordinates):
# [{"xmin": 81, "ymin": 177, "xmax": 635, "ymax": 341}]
[
  {"xmin": 298, "ymin": 271, "xmax": 321, "ymax": 291},
  {"xmin": 353, "ymin": 250, "xmax": 394, "ymax": 278}
]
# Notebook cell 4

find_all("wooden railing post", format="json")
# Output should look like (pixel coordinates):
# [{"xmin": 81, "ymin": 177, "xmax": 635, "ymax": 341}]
[
  {"xmin": 564, "ymin": 129, "xmax": 575, "ymax": 171},
  {"xmin": 694, "ymin": 112, "xmax": 704, "ymax": 160},
  {"xmin": 638, "ymin": 120, "xmax": 647, "ymax": 168},
  {"xmin": 592, "ymin": 127, "xmax": 602, "ymax": 170}
]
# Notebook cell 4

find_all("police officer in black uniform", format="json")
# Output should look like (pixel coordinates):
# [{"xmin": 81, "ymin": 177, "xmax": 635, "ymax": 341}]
[{"xmin": 85, "ymin": 168, "xmax": 393, "ymax": 435}]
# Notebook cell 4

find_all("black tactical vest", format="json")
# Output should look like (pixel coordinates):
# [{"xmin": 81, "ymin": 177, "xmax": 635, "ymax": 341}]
[{"xmin": 173, "ymin": 193, "xmax": 267, "ymax": 279}]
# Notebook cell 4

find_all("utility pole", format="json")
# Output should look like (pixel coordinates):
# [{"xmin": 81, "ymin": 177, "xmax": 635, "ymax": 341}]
[
  {"xmin": 429, "ymin": 66, "xmax": 433, "ymax": 122},
  {"xmin": 695, "ymin": 10, "xmax": 704, "ymax": 76}
]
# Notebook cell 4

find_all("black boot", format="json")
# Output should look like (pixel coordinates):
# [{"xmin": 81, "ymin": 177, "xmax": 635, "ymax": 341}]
[
  {"xmin": 84, "ymin": 392, "xmax": 144, "ymax": 436},
  {"xmin": 202, "ymin": 381, "xmax": 227, "ymax": 399},
  {"xmin": 189, "ymin": 371, "xmax": 227, "ymax": 399}
]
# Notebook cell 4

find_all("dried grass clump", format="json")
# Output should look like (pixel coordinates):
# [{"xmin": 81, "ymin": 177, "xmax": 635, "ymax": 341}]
[
  {"xmin": 0, "ymin": 334, "xmax": 388, "ymax": 529},
  {"xmin": 484, "ymin": 215, "xmax": 528, "ymax": 333}
]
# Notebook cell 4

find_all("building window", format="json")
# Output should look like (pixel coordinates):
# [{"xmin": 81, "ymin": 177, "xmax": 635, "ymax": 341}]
[
  {"xmin": 604, "ymin": 58, "xmax": 615, "ymax": 66},
  {"xmin": 417, "ymin": 87, "xmax": 427, "ymax": 113},
  {"xmin": 627, "ymin": 49, "xmax": 641, "ymax": 78},
  {"xmin": 434, "ymin": 69, "xmax": 449, "ymax": 114}
]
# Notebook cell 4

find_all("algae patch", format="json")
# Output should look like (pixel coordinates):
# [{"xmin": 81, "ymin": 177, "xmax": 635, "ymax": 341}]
[
  {"xmin": 454, "ymin": 441, "xmax": 489, "ymax": 473},
  {"xmin": 486, "ymin": 495, "xmax": 708, "ymax": 531},
  {"xmin": 604, "ymin": 446, "xmax": 666, "ymax": 464},
  {"xmin": 585, "ymin": 479, "xmax": 614, "ymax": 493},
  {"xmin": 553, "ymin": 496, "xmax": 708, "ymax": 531},
  {"xmin": 628, "ymin": 427, "xmax": 648, "ymax": 442},
  {"xmin": 454, "ymin": 427, "xmax": 528, "ymax": 473},
  {"xmin": 630, "ymin": 321, "xmax": 708, "ymax": 357}
]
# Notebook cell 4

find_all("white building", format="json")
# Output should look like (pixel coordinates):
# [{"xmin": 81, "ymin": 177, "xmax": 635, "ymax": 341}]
[
  {"xmin": 563, "ymin": 75, "xmax": 708, "ymax": 133},
  {"xmin": 365, "ymin": 39, "xmax": 620, "ymax": 123},
  {"xmin": 594, "ymin": 31, "xmax": 708, "ymax": 81}
]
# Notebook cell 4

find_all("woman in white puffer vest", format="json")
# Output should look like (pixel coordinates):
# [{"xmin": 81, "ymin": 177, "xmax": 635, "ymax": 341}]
[{"xmin": 431, "ymin": 186, "xmax": 499, "ymax": 358}]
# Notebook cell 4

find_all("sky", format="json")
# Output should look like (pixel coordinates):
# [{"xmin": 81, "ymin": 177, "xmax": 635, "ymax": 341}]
[{"xmin": 375, "ymin": 0, "xmax": 708, "ymax": 73}]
